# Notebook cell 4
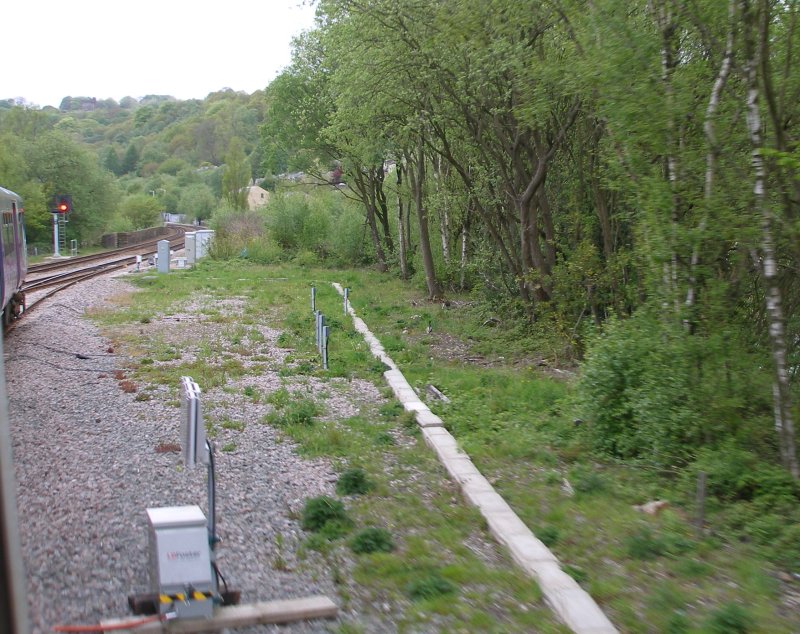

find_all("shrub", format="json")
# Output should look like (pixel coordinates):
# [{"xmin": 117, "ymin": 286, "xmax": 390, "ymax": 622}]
[
  {"xmin": 301, "ymin": 496, "xmax": 349, "ymax": 533},
  {"xmin": 576, "ymin": 311, "xmax": 769, "ymax": 468},
  {"xmin": 350, "ymin": 527, "xmax": 394, "ymax": 554},
  {"xmin": 336, "ymin": 468, "xmax": 373, "ymax": 496},
  {"xmin": 686, "ymin": 442, "xmax": 800, "ymax": 505}
]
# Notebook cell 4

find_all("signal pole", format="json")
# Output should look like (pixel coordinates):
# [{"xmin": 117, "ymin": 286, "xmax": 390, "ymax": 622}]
[
  {"xmin": 52, "ymin": 213, "xmax": 60, "ymax": 257},
  {"xmin": 51, "ymin": 195, "xmax": 71, "ymax": 258}
]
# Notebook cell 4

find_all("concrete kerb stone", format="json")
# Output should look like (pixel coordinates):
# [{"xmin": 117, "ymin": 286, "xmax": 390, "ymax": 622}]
[
  {"xmin": 331, "ymin": 282, "xmax": 617, "ymax": 634},
  {"xmin": 545, "ymin": 588, "xmax": 619, "ymax": 634},
  {"xmin": 415, "ymin": 409, "xmax": 443, "ymax": 428}
]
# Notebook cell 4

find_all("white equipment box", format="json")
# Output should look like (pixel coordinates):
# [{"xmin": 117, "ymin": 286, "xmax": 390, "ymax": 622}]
[{"xmin": 147, "ymin": 505, "xmax": 215, "ymax": 618}]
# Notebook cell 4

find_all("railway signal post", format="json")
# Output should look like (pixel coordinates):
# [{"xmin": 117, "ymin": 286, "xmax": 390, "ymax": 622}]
[{"xmin": 50, "ymin": 195, "xmax": 72, "ymax": 257}]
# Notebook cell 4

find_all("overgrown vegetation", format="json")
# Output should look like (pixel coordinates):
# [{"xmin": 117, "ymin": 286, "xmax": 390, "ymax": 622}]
[{"xmin": 89, "ymin": 261, "xmax": 799, "ymax": 631}]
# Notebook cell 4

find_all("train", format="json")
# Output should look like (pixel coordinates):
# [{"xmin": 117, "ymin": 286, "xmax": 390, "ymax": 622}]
[{"xmin": 0, "ymin": 186, "xmax": 27, "ymax": 325}]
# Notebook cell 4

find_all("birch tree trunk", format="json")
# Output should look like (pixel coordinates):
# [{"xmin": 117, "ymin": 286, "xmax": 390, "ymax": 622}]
[
  {"xmin": 685, "ymin": 0, "xmax": 735, "ymax": 322},
  {"xmin": 396, "ymin": 160, "xmax": 409, "ymax": 279},
  {"xmin": 741, "ymin": 0, "xmax": 799, "ymax": 479}
]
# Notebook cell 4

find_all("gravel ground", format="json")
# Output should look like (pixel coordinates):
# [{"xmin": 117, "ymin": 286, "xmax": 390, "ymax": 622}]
[{"xmin": 6, "ymin": 270, "xmax": 384, "ymax": 633}]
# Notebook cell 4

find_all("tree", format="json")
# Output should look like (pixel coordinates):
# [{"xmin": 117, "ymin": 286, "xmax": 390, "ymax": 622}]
[
  {"xmin": 222, "ymin": 138, "xmax": 250, "ymax": 211},
  {"xmin": 178, "ymin": 184, "xmax": 217, "ymax": 223},
  {"xmin": 118, "ymin": 194, "xmax": 162, "ymax": 230},
  {"xmin": 120, "ymin": 143, "xmax": 140, "ymax": 174}
]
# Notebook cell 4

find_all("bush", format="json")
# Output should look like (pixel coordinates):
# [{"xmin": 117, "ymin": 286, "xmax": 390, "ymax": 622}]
[
  {"xmin": 350, "ymin": 527, "xmax": 394, "ymax": 554},
  {"xmin": 336, "ymin": 468, "xmax": 373, "ymax": 496},
  {"xmin": 576, "ymin": 311, "xmax": 770, "ymax": 468},
  {"xmin": 330, "ymin": 205, "xmax": 372, "ymax": 266},
  {"xmin": 265, "ymin": 193, "xmax": 309, "ymax": 250},
  {"xmin": 576, "ymin": 313, "xmax": 699, "ymax": 465},
  {"xmin": 301, "ymin": 496, "xmax": 349, "ymax": 532},
  {"xmin": 686, "ymin": 442, "xmax": 800, "ymax": 505}
]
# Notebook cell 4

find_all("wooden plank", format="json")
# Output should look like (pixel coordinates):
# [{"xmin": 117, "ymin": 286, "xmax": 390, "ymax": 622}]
[{"xmin": 101, "ymin": 595, "xmax": 338, "ymax": 633}]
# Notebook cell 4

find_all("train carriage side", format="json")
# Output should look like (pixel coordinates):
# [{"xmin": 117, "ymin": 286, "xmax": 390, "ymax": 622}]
[{"xmin": 0, "ymin": 187, "xmax": 27, "ymax": 325}]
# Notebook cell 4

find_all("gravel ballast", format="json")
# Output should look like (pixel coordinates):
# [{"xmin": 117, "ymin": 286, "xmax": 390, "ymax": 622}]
[{"xmin": 6, "ymin": 273, "xmax": 362, "ymax": 633}]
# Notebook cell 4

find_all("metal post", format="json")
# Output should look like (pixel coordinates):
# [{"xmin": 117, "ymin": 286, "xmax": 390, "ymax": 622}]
[
  {"xmin": 343, "ymin": 287, "xmax": 349, "ymax": 314},
  {"xmin": 311, "ymin": 286, "xmax": 316, "ymax": 312},
  {"xmin": 70, "ymin": 239, "xmax": 78, "ymax": 256},
  {"xmin": 206, "ymin": 439, "xmax": 218, "ymax": 582},
  {"xmin": 52, "ymin": 214, "xmax": 60, "ymax": 257},
  {"xmin": 318, "ymin": 315, "xmax": 326, "ymax": 353},
  {"xmin": 322, "ymin": 325, "xmax": 329, "ymax": 370},
  {"xmin": 314, "ymin": 311, "xmax": 320, "ymax": 347}
]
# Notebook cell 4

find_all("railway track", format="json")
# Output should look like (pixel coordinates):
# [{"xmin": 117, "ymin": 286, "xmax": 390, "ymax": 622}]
[
  {"xmin": 7, "ymin": 224, "xmax": 189, "ymax": 334},
  {"xmin": 26, "ymin": 224, "xmax": 187, "ymax": 278}
]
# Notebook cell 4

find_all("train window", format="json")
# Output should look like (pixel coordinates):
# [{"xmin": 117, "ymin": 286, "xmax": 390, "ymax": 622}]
[{"xmin": 2, "ymin": 211, "xmax": 13, "ymax": 257}]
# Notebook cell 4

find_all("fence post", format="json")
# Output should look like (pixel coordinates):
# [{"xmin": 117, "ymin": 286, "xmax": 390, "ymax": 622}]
[{"xmin": 322, "ymin": 325, "xmax": 329, "ymax": 370}]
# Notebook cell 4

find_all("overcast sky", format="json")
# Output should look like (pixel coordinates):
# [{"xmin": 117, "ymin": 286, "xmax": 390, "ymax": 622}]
[{"xmin": 4, "ymin": 0, "xmax": 317, "ymax": 108}]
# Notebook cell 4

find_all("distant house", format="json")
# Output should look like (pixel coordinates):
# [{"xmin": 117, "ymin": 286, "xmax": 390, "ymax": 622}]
[{"xmin": 245, "ymin": 185, "xmax": 270, "ymax": 210}]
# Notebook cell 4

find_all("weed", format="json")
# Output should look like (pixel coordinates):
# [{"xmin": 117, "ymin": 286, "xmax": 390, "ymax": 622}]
[
  {"xmin": 266, "ymin": 398, "xmax": 321, "ymax": 427},
  {"xmin": 705, "ymin": 603, "xmax": 753, "ymax": 633},
  {"xmin": 221, "ymin": 419, "xmax": 245, "ymax": 432},
  {"xmin": 350, "ymin": 527, "xmax": 394, "ymax": 554},
  {"xmin": 406, "ymin": 573, "xmax": 457, "ymax": 601},
  {"xmin": 336, "ymin": 468, "xmax": 373, "ymax": 496},
  {"xmin": 536, "ymin": 525, "xmax": 559, "ymax": 547},
  {"xmin": 563, "ymin": 564, "xmax": 588, "ymax": 584},
  {"xmin": 379, "ymin": 401, "xmax": 404, "ymax": 419},
  {"xmin": 243, "ymin": 385, "xmax": 258, "ymax": 400},
  {"xmin": 266, "ymin": 387, "xmax": 290, "ymax": 409},
  {"xmin": 374, "ymin": 431, "xmax": 395, "ymax": 446},
  {"xmin": 626, "ymin": 527, "xmax": 666, "ymax": 560},
  {"xmin": 301, "ymin": 496, "xmax": 349, "ymax": 532},
  {"xmin": 221, "ymin": 442, "xmax": 236, "ymax": 452}
]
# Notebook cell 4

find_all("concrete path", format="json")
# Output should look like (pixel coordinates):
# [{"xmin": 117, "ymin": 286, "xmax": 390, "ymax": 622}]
[{"xmin": 332, "ymin": 283, "xmax": 617, "ymax": 634}]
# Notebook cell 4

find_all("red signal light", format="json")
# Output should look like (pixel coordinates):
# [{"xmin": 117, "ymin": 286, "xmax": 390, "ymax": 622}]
[{"xmin": 53, "ymin": 194, "xmax": 72, "ymax": 214}]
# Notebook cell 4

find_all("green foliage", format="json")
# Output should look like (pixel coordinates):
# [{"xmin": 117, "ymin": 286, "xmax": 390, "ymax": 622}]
[
  {"xmin": 118, "ymin": 193, "xmax": 162, "ymax": 230},
  {"xmin": 301, "ymin": 496, "xmax": 351, "ymax": 539},
  {"xmin": 265, "ymin": 398, "xmax": 321, "ymax": 427},
  {"xmin": 178, "ymin": 183, "xmax": 217, "ymax": 222},
  {"xmin": 222, "ymin": 138, "xmax": 250, "ymax": 211},
  {"xmin": 266, "ymin": 387, "xmax": 291, "ymax": 409},
  {"xmin": 405, "ymin": 573, "xmax": 457, "ymax": 601},
  {"xmin": 336, "ymin": 467, "xmax": 372, "ymax": 496},
  {"xmin": 685, "ymin": 442, "xmax": 800, "ymax": 507},
  {"xmin": 625, "ymin": 527, "xmax": 667, "ymax": 561},
  {"xmin": 705, "ymin": 603, "xmax": 754, "ymax": 634},
  {"xmin": 349, "ymin": 527, "xmax": 394, "ymax": 554},
  {"xmin": 576, "ymin": 312, "xmax": 771, "ymax": 469}
]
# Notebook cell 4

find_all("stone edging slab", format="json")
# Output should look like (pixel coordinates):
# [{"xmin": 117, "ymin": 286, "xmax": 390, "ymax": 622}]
[{"xmin": 331, "ymin": 283, "xmax": 617, "ymax": 633}]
